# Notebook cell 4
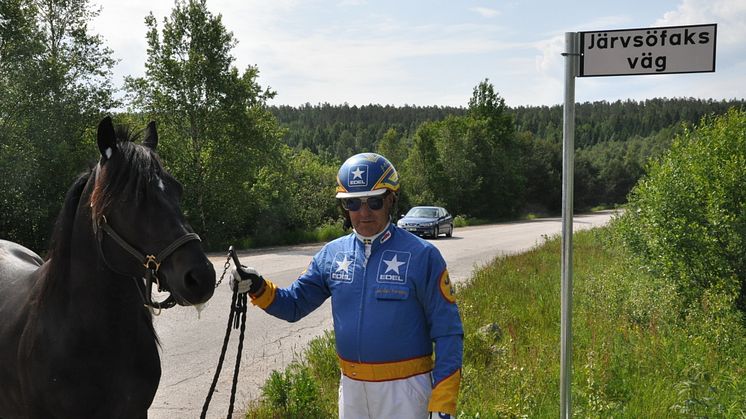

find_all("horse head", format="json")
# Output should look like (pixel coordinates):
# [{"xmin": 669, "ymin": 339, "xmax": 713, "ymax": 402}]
[{"xmin": 91, "ymin": 116, "xmax": 215, "ymax": 307}]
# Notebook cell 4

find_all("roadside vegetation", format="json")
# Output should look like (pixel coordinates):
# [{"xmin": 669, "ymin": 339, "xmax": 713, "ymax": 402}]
[{"xmin": 244, "ymin": 110, "xmax": 746, "ymax": 417}]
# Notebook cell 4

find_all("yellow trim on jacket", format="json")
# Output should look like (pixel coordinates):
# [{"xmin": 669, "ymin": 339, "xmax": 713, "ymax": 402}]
[
  {"xmin": 250, "ymin": 279, "xmax": 277, "ymax": 309},
  {"xmin": 338, "ymin": 354, "xmax": 433, "ymax": 382},
  {"xmin": 428, "ymin": 368, "xmax": 461, "ymax": 415}
]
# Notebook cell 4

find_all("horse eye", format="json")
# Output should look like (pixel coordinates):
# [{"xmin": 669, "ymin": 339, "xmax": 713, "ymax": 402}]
[{"xmin": 157, "ymin": 175, "xmax": 183, "ymax": 200}]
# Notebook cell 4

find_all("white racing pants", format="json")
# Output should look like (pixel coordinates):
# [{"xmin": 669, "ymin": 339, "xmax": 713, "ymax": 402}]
[{"xmin": 338, "ymin": 372, "xmax": 431, "ymax": 418}]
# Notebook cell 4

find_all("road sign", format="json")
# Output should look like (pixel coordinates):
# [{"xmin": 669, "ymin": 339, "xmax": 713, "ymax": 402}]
[
  {"xmin": 579, "ymin": 23, "xmax": 717, "ymax": 77},
  {"xmin": 561, "ymin": 23, "xmax": 717, "ymax": 418}
]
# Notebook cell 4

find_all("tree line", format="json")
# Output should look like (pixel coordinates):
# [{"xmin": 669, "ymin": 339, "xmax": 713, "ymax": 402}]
[
  {"xmin": 272, "ymin": 97, "xmax": 745, "ymax": 215},
  {"xmin": 2, "ymin": 0, "xmax": 744, "ymax": 253},
  {"xmin": 271, "ymin": 98, "xmax": 743, "ymax": 160}
]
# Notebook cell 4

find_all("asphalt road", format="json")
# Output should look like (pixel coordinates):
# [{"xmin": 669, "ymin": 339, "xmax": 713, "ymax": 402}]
[{"xmin": 148, "ymin": 211, "xmax": 618, "ymax": 418}]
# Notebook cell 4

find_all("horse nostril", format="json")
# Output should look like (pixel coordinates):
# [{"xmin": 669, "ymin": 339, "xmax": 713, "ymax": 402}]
[
  {"xmin": 185, "ymin": 262, "xmax": 216, "ymax": 291},
  {"xmin": 185, "ymin": 270, "xmax": 200, "ymax": 290},
  {"xmin": 173, "ymin": 261, "xmax": 215, "ymax": 305}
]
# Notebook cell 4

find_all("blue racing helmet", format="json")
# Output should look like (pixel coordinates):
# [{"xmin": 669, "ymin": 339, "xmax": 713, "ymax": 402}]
[{"xmin": 335, "ymin": 153, "xmax": 400, "ymax": 198}]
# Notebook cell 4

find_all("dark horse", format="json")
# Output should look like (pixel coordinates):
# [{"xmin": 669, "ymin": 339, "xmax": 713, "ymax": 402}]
[{"xmin": 0, "ymin": 117, "xmax": 216, "ymax": 418}]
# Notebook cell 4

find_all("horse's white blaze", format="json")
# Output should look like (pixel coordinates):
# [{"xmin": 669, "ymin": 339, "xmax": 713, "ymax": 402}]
[
  {"xmin": 157, "ymin": 177, "xmax": 165, "ymax": 191},
  {"xmin": 105, "ymin": 148, "xmax": 112, "ymax": 159}
]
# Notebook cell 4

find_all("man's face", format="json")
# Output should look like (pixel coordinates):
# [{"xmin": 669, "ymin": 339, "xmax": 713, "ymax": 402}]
[{"xmin": 346, "ymin": 193, "xmax": 394, "ymax": 237}]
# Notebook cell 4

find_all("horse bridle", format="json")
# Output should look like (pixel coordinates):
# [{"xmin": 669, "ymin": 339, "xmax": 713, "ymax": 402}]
[{"xmin": 95, "ymin": 216, "xmax": 201, "ymax": 311}]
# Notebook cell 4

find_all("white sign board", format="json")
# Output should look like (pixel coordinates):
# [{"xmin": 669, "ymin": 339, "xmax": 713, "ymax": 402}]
[{"xmin": 580, "ymin": 23, "xmax": 716, "ymax": 77}]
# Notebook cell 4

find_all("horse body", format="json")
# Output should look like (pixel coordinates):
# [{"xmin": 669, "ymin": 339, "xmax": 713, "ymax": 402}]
[
  {"xmin": 0, "ymin": 232, "xmax": 160, "ymax": 418},
  {"xmin": 0, "ymin": 241, "xmax": 45, "ymax": 416},
  {"xmin": 0, "ymin": 118, "xmax": 215, "ymax": 418}
]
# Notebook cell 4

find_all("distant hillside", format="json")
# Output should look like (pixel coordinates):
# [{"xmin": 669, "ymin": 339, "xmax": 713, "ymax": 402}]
[
  {"xmin": 513, "ymin": 98, "xmax": 746, "ymax": 147},
  {"xmin": 270, "ymin": 103, "xmax": 465, "ymax": 161},
  {"xmin": 269, "ymin": 98, "xmax": 746, "ymax": 161}
]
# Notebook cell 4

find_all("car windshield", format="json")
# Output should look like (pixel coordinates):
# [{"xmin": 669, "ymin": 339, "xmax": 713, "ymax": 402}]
[{"xmin": 407, "ymin": 208, "xmax": 438, "ymax": 218}]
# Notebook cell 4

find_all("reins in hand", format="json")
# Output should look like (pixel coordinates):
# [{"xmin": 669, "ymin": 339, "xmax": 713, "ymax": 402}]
[{"xmin": 201, "ymin": 246, "xmax": 247, "ymax": 419}]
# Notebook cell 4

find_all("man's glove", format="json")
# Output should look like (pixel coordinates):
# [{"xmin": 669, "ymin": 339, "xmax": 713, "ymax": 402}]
[
  {"xmin": 230, "ymin": 264, "xmax": 265, "ymax": 295},
  {"xmin": 429, "ymin": 413, "xmax": 452, "ymax": 419}
]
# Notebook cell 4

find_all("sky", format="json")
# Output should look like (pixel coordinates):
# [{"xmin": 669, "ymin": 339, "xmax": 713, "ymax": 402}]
[{"xmin": 90, "ymin": 0, "xmax": 746, "ymax": 108}]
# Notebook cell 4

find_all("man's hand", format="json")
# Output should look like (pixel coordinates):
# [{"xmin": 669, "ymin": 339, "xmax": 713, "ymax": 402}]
[
  {"xmin": 230, "ymin": 264, "xmax": 264, "ymax": 294},
  {"xmin": 429, "ymin": 413, "xmax": 452, "ymax": 419}
]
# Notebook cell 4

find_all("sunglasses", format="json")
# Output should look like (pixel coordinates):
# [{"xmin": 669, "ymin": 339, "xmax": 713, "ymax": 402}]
[{"xmin": 341, "ymin": 195, "xmax": 387, "ymax": 211}]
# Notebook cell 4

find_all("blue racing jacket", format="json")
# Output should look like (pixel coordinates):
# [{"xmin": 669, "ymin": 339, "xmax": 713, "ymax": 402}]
[{"xmin": 250, "ymin": 223, "xmax": 463, "ymax": 414}]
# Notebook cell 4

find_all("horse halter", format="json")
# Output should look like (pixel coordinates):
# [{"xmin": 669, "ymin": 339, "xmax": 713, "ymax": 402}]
[{"xmin": 95, "ymin": 216, "xmax": 201, "ymax": 311}]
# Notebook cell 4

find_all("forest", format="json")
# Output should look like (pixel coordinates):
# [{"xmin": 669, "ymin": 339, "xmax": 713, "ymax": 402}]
[
  {"xmin": 1, "ymin": 0, "xmax": 745, "ymax": 253},
  {"xmin": 268, "ymin": 96, "xmax": 744, "ymax": 217}
]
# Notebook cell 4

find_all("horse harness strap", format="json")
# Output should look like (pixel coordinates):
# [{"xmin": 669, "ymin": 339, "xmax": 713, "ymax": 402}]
[
  {"xmin": 99, "ymin": 219, "xmax": 201, "ymax": 269},
  {"xmin": 96, "ymin": 216, "xmax": 201, "ymax": 310}
]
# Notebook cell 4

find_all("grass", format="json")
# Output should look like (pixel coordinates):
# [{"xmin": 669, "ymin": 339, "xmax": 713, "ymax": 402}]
[
  {"xmin": 454, "ymin": 215, "xmax": 491, "ymax": 227},
  {"xmin": 243, "ymin": 227, "xmax": 746, "ymax": 418},
  {"xmin": 244, "ymin": 331, "xmax": 339, "ymax": 418},
  {"xmin": 238, "ymin": 219, "xmax": 348, "ymax": 250}
]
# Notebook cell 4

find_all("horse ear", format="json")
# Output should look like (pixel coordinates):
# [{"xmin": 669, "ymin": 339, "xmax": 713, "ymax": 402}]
[
  {"xmin": 97, "ymin": 116, "xmax": 117, "ymax": 162},
  {"xmin": 143, "ymin": 121, "xmax": 158, "ymax": 150}
]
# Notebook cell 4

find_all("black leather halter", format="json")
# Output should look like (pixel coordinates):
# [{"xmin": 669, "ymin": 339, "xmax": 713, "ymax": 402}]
[{"xmin": 95, "ymin": 216, "xmax": 201, "ymax": 310}]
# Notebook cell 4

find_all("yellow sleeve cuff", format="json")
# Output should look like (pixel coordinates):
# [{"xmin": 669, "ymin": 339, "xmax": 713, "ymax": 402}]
[
  {"xmin": 428, "ymin": 368, "xmax": 461, "ymax": 415},
  {"xmin": 250, "ymin": 279, "xmax": 277, "ymax": 309}
]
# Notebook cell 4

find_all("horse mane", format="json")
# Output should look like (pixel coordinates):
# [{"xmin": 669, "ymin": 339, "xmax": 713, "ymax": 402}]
[
  {"xmin": 44, "ymin": 171, "xmax": 92, "ymax": 278},
  {"xmin": 90, "ymin": 124, "xmax": 164, "ymax": 222}
]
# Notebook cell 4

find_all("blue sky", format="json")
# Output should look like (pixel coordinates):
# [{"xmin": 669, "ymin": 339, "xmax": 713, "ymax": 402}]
[{"xmin": 92, "ymin": 0, "xmax": 746, "ymax": 108}]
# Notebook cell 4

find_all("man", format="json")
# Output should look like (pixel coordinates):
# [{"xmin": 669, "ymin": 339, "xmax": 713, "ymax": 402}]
[{"xmin": 232, "ymin": 152, "xmax": 463, "ymax": 418}]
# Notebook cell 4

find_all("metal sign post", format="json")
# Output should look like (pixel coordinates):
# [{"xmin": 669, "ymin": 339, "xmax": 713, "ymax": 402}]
[
  {"xmin": 558, "ymin": 23, "xmax": 715, "ymax": 419},
  {"xmin": 560, "ymin": 31, "xmax": 579, "ymax": 419}
]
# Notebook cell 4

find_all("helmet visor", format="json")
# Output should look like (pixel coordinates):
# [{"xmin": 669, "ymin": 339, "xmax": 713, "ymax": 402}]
[{"xmin": 335, "ymin": 188, "xmax": 388, "ymax": 199}]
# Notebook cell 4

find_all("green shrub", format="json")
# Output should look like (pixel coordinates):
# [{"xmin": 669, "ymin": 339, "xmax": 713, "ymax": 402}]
[
  {"xmin": 453, "ymin": 215, "xmax": 490, "ymax": 227},
  {"xmin": 314, "ymin": 219, "xmax": 347, "ymax": 242},
  {"xmin": 305, "ymin": 330, "xmax": 339, "ymax": 385},
  {"xmin": 248, "ymin": 331, "xmax": 338, "ymax": 418},
  {"xmin": 259, "ymin": 362, "xmax": 324, "ymax": 418},
  {"xmin": 238, "ymin": 218, "xmax": 346, "ymax": 249},
  {"xmin": 614, "ymin": 108, "xmax": 746, "ymax": 312}
]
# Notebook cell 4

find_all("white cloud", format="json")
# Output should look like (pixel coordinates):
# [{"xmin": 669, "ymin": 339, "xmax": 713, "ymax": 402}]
[
  {"xmin": 656, "ymin": 0, "xmax": 746, "ymax": 45},
  {"xmin": 534, "ymin": 34, "xmax": 565, "ymax": 75},
  {"xmin": 226, "ymin": 7, "xmax": 523, "ymax": 105},
  {"xmin": 338, "ymin": 0, "xmax": 368, "ymax": 6},
  {"xmin": 470, "ymin": 7, "xmax": 500, "ymax": 18},
  {"xmin": 89, "ymin": 0, "xmax": 746, "ymax": 107}
]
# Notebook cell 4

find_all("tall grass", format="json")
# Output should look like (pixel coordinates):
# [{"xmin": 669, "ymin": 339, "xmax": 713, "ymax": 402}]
[{"xmin": 244, "ymin": 227, "xmax": 746, "ymax": 418}]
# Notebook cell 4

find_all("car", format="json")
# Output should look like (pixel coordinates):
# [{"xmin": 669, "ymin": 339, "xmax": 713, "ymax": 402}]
[{"xmin": 397, "ymin": 206, "xmax": 454, "ymax": 239}]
